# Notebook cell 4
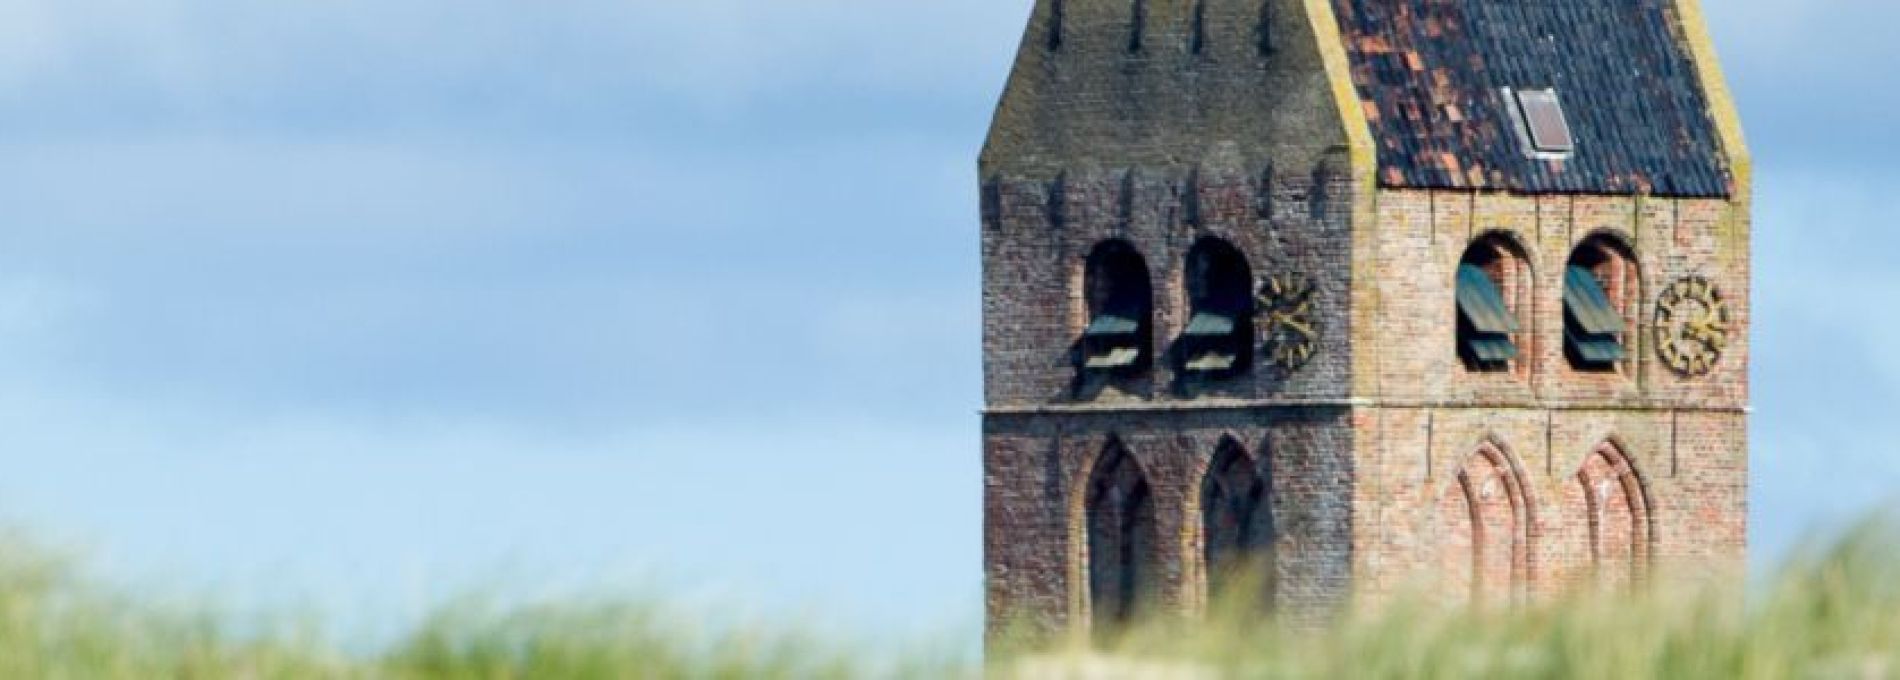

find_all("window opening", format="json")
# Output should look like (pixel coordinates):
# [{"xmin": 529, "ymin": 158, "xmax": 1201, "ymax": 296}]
[
  {"xmin": 1180, "ymin": 239, "xmax": 1254, "ymax": 375},
  {"xmin": 1082, "ymin": 242, "xmax": 1153, "ymax": 373},
  {"xmin": 1456, "ymin": 261, "xmax": 1520, "ymax": 370}
]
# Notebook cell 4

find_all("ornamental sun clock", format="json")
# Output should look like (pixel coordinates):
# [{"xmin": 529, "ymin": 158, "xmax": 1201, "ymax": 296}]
[{"xmin": 978, "ymin": 0, "xmax": 1750, "ymax": 641}]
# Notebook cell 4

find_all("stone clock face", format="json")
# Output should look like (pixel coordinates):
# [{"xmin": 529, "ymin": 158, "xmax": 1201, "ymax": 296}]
[
  {"xmin": 1654, "ymin": 276, "xmax": 1731, "ymax": 378},
  {"xmin": 1257, "ymin": 273, "xmax": 1319, "ymax": 373}
]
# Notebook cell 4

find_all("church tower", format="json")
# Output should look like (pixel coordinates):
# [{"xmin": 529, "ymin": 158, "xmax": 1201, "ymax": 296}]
[{"xmin": 979, "ymin": 0, "xmax": 1749, "ymax": 638}]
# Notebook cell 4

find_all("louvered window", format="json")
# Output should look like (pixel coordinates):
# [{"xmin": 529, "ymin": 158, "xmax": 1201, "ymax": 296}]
[
  {"xmin": 1564, "ymin": 238, "xmax": 1638, "ymax": 371},
  {"xmin": 1565, "ymin": 266, "xmax": 1626, "ymax": 365},
  {"xmin": 1457, "ymin": 263, "xmax": 1520, "ymax": 366},
  {"xmin": 1179, "ymin": 239, "xmax": 1253, "ymax": 376},
  {"xmin": 1081, "ymin": 241, "xmax": 1153, "ymax": 374},
  {"xmin": 1084, "ymin": 313, "xmax": 1144, "ymax": 370}
]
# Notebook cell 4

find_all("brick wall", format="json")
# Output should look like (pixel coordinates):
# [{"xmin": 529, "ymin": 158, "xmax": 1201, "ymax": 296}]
[
  {"xmin": 1351, "ymin": 188, "xmax": 1750, "ymax": 602},
  {"xmin": 982, "ymin": 161, "xmax": 1357, "ymax": 408},
  {"xmin": 1358, "ymin": 189, "xmax": 1749, "ymax": 407},
  {"xmin": 978, "ymin": 0, "xmax": 1749, "ymax": 647},
  {"xmin": 979, "ymin": 0, "xmax": 1367, "ymax": 642},
  {"xmin": 984, "ymin": 184, "xmax": 1750, "ymax": 639},
  {"xmin": 984, "ymin": 407, "xmax": 1355, "ymax": 639},
  {"xmin": 980, "ymin": 158, "xmax": 1363, "ymax": 641}
]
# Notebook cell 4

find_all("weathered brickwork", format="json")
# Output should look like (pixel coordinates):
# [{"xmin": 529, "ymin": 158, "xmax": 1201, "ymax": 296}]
[
  {"xmin": 980, "ymin": 0, "xmax": 1749, "ymax": 645},
  {"xmin": 985, "ymin": 408, "xmax": 1356, "ymax": 633},
  {"xmin": 982, "ymin": 165, "xmax": 1359, "ymax": 408},
  {"xmin": 1349, "ymin": 187, "xmax": 1749, "ymax": 599}
]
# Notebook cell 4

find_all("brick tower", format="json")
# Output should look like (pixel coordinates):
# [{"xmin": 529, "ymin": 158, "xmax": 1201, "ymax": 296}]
[{"xmin": 980, "ymin": 0, "xmax": 1749, "ymax": 638}]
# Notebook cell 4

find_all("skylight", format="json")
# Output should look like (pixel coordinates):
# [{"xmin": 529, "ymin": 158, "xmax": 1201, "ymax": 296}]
[{"xmin": 1506, "ymin": 88, "xmax": 1576, "ymax": 157}]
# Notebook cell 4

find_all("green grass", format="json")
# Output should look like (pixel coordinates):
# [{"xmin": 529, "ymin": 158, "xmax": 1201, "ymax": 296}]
[{"xmin": 2, "ymin": 521, "xmax": 1898, "ymax": 678}]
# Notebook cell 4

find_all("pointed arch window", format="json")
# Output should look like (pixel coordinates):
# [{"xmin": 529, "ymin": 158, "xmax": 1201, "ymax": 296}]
[
  {"xmin": 1202, "ymin": 441, "xmax": 1274, "ymax": 606},
  {"xmin": 1436, "ymin": 443, "xmax": 1533, "ymax": 605},
  {"xmin": 1571, "ymin": 443, "xmax": 1651, "ymax": 589},
  {"xmin": 1087, "ymin": 443, "xmax": 1158, "ymax": 633}
]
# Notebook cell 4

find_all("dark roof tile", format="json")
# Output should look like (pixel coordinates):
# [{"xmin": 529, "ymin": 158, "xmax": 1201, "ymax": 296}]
[{"xmin": 1332, "ymin": 0, "xmax": 1732, "ymax": 197}]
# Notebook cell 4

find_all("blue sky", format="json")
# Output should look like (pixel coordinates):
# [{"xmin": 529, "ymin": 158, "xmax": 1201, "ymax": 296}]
[{"xmin": 0, "ymin": 0, "xmax": 1891, "ymax": 643}]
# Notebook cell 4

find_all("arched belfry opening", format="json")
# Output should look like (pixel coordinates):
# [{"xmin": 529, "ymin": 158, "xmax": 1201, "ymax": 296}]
[
  {"xmin": 1201, "ymin": 439, "xmax": 1275, "ymax": 609},
  {"xmin": 1085, "ymin": 441, "xmax": 1159, "ymax": 634},
  {"xmin": 1179, "ymin": 238, "xmax": 1254, "ymax": 376},
  {"xmin": 1080, "ymin": 240, "xmax": 1154, "ymax": 376},
  {"xmin": 1564, "ymin": 236, "xmax": 1640, "ymax": 371},
  {"xmin": 1434, "ymin": 441, "xmax": 1533, "ymax": 605},
  {"xmin": 1572, "ymin": 442, "xmax": 1652, "ymax": 588},
  {"xmin": 1456, "ymin": 235, "xmax": 1531, "ymax": 373}
]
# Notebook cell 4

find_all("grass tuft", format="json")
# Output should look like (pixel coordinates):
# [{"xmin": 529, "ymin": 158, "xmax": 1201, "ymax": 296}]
[{"xmin": 1, "ymin": 520, "xmax": 1899, "ymax": 677}]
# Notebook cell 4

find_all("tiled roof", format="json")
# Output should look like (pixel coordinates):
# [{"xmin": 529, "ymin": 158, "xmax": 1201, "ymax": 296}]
[{"xmin": 1332, "ymin": 0, "xmax": 1733, "ymax": 197}]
